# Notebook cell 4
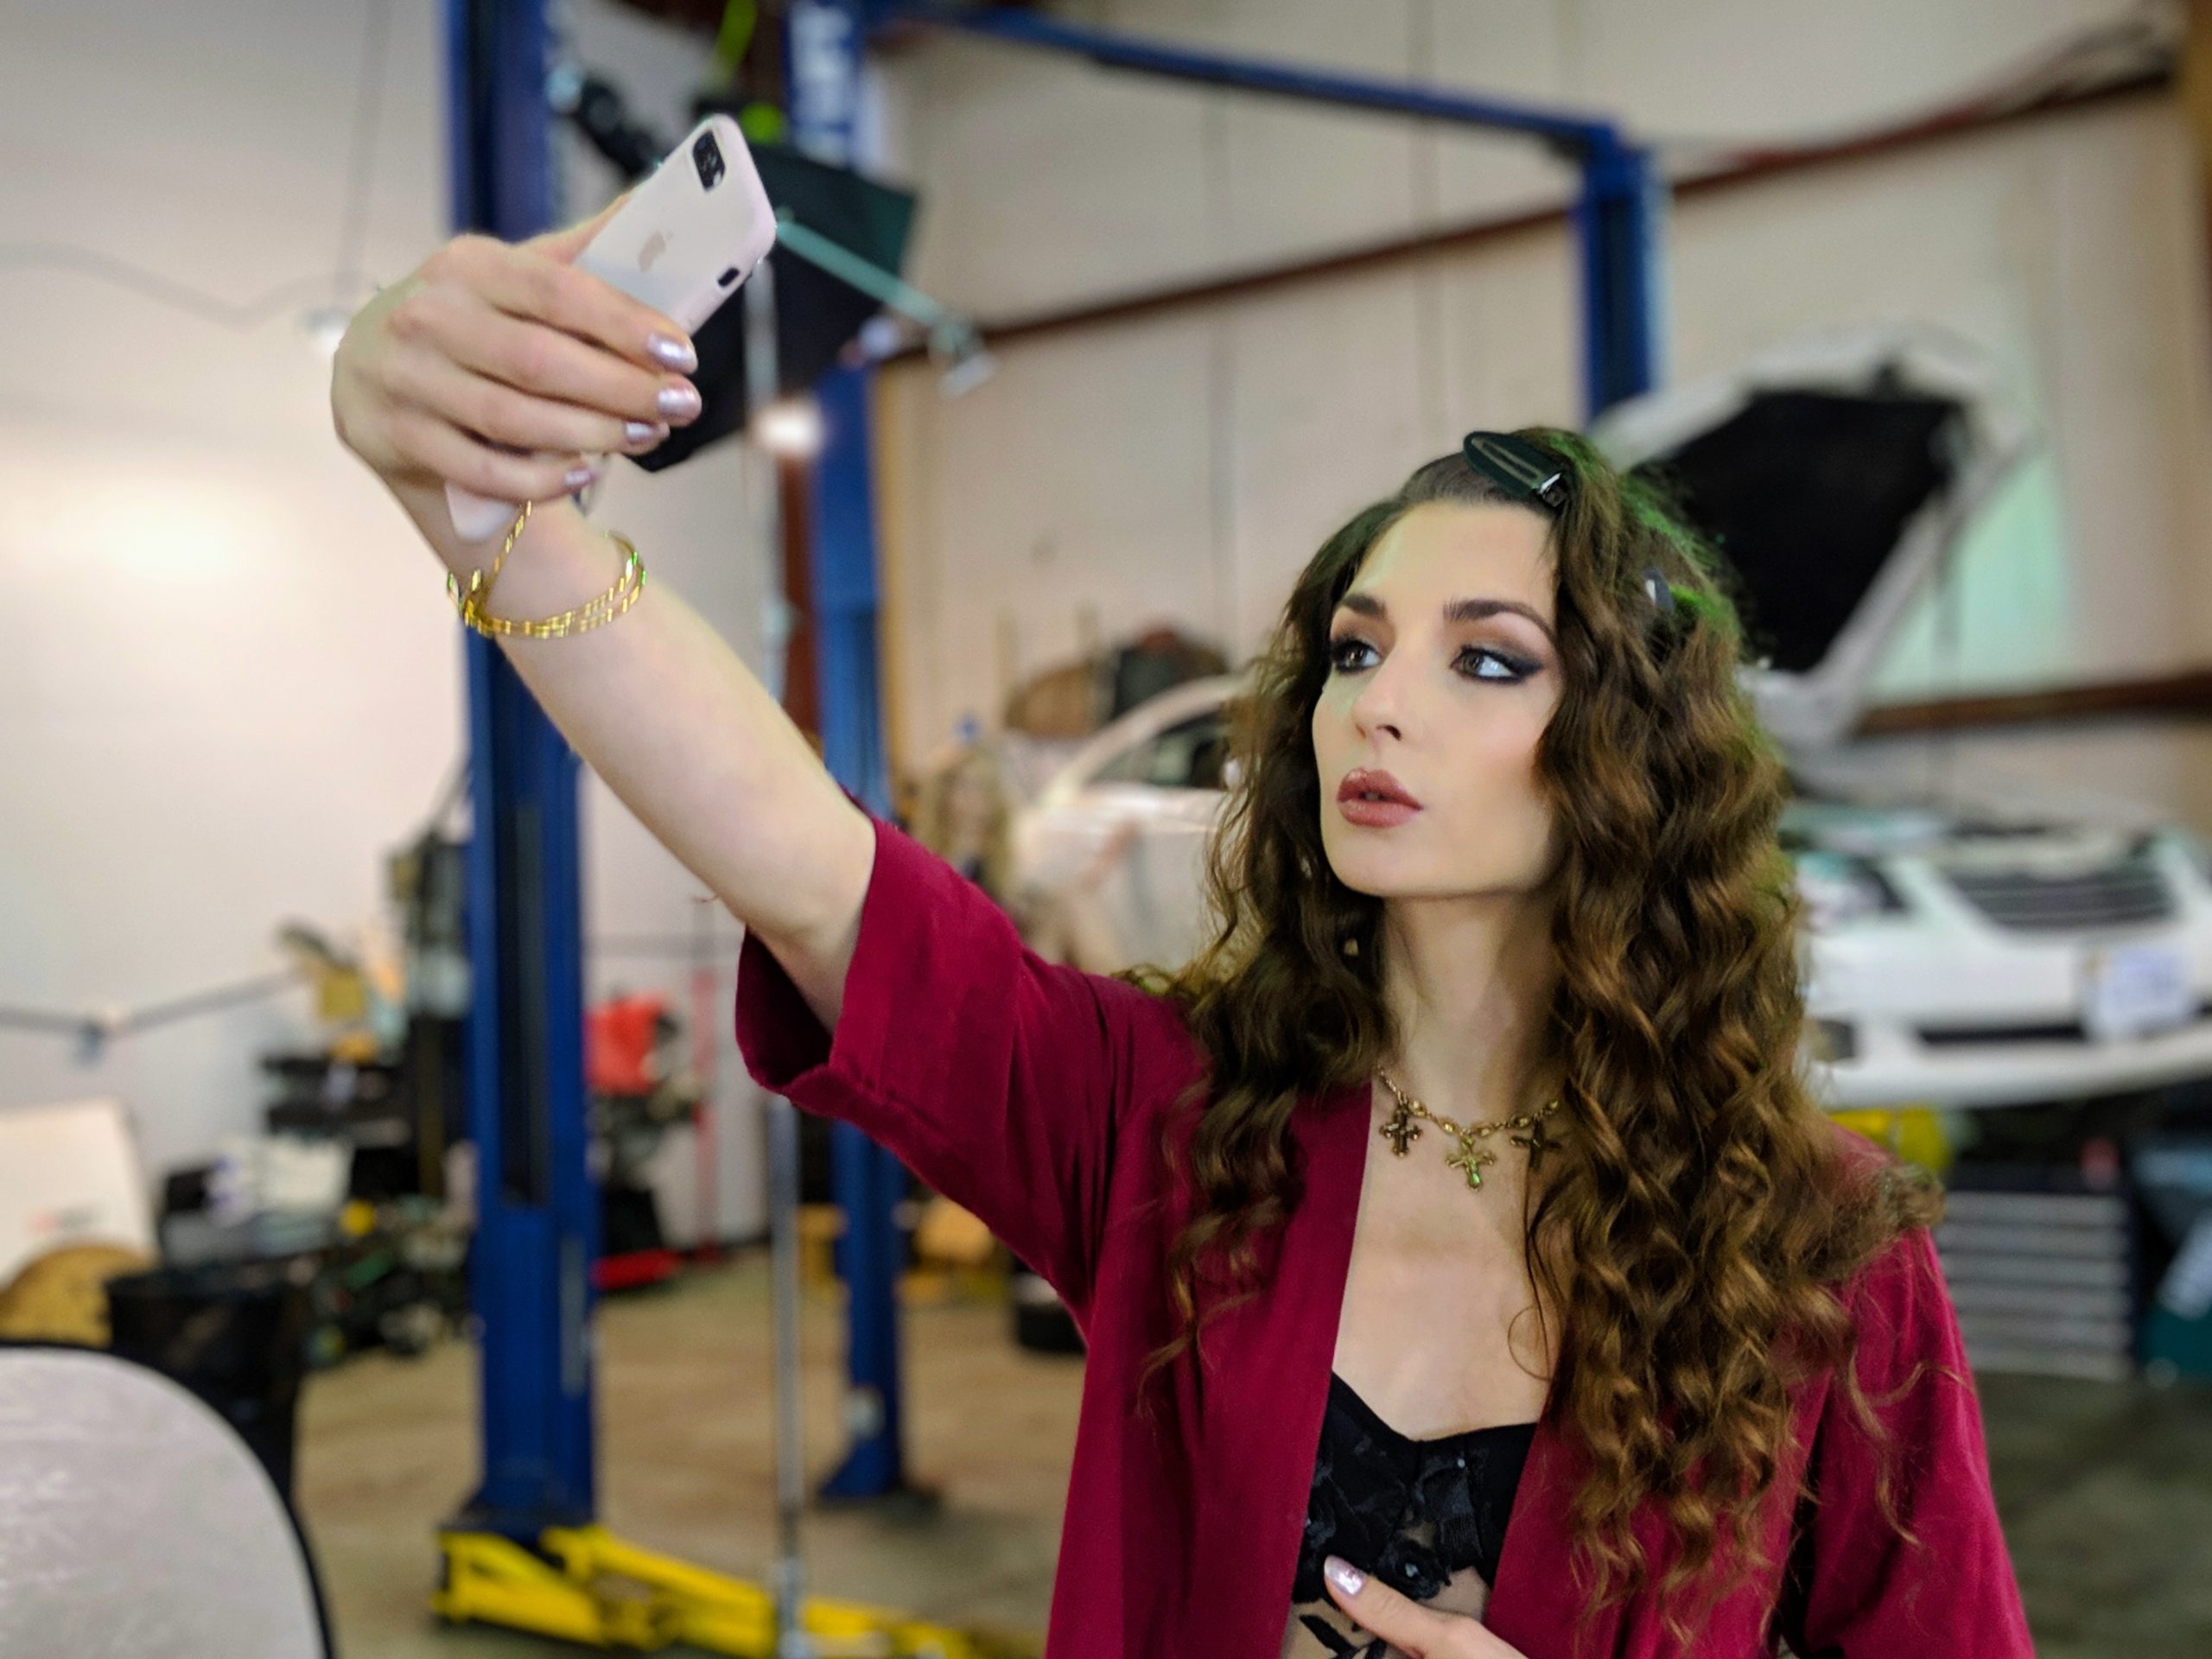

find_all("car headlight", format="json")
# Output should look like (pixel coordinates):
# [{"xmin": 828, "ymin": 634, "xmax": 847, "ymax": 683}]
[{"xmin": 1793, "ymin": 852, "xmax": 1908, "ymax": 930}]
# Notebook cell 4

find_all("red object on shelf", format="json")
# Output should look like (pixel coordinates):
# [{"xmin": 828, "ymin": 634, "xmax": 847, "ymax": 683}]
[{"xmin": 587, "ymin": 992, "xmax": 667, "ymax": 1096}]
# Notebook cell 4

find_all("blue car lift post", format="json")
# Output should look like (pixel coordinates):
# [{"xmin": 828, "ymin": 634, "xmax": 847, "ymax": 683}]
[
  {"xmin": 429, "ymin": 2, "xmax": 993, "ymax": 1649},
  {"xmin": 444, "ymin": 0, "xmax": 596, "ymax": 1548}
]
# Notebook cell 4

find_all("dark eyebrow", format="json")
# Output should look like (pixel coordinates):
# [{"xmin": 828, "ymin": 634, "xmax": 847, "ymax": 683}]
[{"xmin": 1335, "ymin": 590, "xmax": 1558, "ymax": 650}]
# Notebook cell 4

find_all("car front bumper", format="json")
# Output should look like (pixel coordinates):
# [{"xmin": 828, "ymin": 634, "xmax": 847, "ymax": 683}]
[{"xmin": 1813, "ymin": 1006, "xmax": 2212, "ymax": 1109}]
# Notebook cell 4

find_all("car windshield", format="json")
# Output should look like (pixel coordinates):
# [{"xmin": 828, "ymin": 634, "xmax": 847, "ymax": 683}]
[{"xmin": 1094, "ymin": 709, "xmax": 1230, "ymax": 791}]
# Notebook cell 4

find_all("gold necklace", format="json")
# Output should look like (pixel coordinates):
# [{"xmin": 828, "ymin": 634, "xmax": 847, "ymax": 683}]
[{"xmin": 1375, "ymin": 1068, "xmax": 1563, "ymax": 1192}]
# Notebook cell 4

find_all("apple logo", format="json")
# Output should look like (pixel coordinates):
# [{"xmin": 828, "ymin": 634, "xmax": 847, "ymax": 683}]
[{"xmin": 639, "ymin": 230, "xmax": 670, "ymax": 272}]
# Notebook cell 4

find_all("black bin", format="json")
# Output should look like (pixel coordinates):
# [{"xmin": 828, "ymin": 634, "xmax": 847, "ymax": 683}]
[{"xmin": 105, "ymin": 1258, "xmax": 315, "ymax": 1498}]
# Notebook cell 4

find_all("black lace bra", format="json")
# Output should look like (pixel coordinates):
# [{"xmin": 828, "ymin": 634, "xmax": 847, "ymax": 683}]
[{"xmin": 1289, "ymin": 1374, "xmax": 1535, "ymax": 1656}]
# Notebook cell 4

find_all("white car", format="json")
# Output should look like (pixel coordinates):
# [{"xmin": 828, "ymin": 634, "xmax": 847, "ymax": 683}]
[{"xmin": 1015, "ymin": 327, "xmax": 2212, "ymax": 1111}]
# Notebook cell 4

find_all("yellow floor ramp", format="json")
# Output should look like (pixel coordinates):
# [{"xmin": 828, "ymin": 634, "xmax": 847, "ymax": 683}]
[{"xmin": 435, "ymin": 1525, "xmax": 1040, "ymax": 1658}]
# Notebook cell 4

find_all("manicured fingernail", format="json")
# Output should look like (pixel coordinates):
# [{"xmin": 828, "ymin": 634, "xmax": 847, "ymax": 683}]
[
  {"xmin": 564, "ymin": 464, "xmax": 597, "ymax": 489},
  {"xmin": 658, "ymin": 384, "xmax": 702, "ymax": 421},
  {"xmin": 648, "ymin": 333, "xmax": 697, "ymax": 372},
  {"xmin": 1323, "ymin": 1557, "xmax": 1363, "ymax": 1598},
  {"xmin": 624, "ymin": 420, "xmax": 668, "ymax": 446}
]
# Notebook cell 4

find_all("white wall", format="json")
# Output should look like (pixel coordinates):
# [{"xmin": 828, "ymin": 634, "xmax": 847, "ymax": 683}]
[
  {"xmin": 0, "ymin": 0, "xmax": 773, "ymax": 1235},
  {"xmin": 869, "ymin": 0, "xmax": 2212, "ymax": 830}
]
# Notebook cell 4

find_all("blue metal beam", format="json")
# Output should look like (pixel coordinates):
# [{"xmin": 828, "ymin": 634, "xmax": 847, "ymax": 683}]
[
  {"xmin": 867, "ymin": 3, "xmax": 1662, "ymax": 416},
  {"xmin": 448, "ymin": 0, "xmax": 600, "ymax": 1538},
  {"xmin": 868, "ymin": 3, "xmax": 1618, "ymax": 151}
]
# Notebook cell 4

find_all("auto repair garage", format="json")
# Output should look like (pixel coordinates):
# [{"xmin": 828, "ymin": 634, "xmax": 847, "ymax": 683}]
[{"xmin": 4, "ymin": 3, "xmax": 2212, "ymax": 1656}]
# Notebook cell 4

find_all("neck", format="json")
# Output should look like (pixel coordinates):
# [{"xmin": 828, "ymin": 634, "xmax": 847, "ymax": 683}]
[{"xmin": 1378, "ymin": 885, "xmax": 1559, "ymax": 1123}]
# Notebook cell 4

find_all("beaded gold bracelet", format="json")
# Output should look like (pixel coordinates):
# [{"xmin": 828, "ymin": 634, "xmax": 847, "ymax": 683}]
[{"xmin": 446, "ymin": 500, "xmax": 648, "ymax": 639}]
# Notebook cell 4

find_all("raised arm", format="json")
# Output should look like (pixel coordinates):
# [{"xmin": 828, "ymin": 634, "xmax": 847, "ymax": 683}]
[{"xmin": 329, "ymin": 206, "xmax": 874, "ymax": 1020}]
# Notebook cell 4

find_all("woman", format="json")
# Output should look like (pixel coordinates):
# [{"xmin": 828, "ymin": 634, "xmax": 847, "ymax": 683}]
[{"xmin": 331, "ymin": 211, "xmax": 2029, "ymax": 1658}]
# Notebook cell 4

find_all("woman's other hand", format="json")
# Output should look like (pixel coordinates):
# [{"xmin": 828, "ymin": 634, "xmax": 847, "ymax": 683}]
[
  {"xmin": 1322, "ymin": 1557, "xmax": 1528, "ymax": 1658},
  {"xmin": 329, "ymin": 196, "xmax": 702, "ymax": 508}
]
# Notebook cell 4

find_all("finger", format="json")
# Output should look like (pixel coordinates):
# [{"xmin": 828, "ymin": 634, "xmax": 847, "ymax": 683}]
[
  {"xmin": 1322, "ymin": 1558, "xmax": 1470, "ymax": 1659},
  {"xmin": 383, "ymin": 348, "xmax": 669, "ymax": 457},
  {"xmin": 524, "ymin": 190, "xmax": 632, "ymax": 264},
  {"xmin": 392, "ymin": 286, "xmax": 696, "ymax": 428},
  {"xmin": 385, "ymin": 406, "xmax": 598, "ymax": 505},
  {"xmin": 431, "ymin": 233, "xmax": 696, "ymax": 374}
]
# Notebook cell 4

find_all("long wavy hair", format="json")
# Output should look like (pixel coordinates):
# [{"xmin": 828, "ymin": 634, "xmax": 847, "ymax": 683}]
[{"xmin": 1148, "ymin": 431, "xmax": 1939, "ymax": 1618}]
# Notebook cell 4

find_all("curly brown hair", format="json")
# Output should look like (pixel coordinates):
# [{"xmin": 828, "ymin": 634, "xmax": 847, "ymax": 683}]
[{"xmin": 1147, "ymin": 429, "xmax": 1939, "ymax": 1618}]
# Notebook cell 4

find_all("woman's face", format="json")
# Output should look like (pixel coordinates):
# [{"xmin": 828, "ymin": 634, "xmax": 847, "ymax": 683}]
[{"xmin": 1311, "ymin": 501, "xmax": 1564, "ymax": 902}]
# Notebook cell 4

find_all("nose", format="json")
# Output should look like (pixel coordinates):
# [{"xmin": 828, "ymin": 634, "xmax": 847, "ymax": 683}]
[{"xmin": 1348, "ymin": 655, "xmax": 1406, "ymax": 745}]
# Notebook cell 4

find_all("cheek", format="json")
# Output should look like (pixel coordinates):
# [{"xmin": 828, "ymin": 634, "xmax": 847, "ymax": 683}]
[
  {"xmin": 1463, "ymin": 700, "xmax": 1548, "ymax": 781},
  {"xmin": 1445, "ymin": 706, "xmax": 1558, "ymax": 860},
  {"xmin": 1309, "ymin": 690, "xmax": 1350, "ymax": 761}
]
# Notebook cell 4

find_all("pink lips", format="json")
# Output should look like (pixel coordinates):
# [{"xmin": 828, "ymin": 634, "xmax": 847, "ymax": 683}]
[{"xmin": 1337, "ymin": 767, "xmax": 1421, "ymax": 828}]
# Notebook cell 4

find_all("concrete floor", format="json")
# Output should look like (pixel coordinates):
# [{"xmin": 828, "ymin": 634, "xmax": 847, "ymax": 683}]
[
  {"xmin": 297, "ymin": 1257, "xmax": 1079, "ymax": 1659},
  {"xmin": 296, "ymin": 1255, "xmax": 2212, "ymax": 1658}
]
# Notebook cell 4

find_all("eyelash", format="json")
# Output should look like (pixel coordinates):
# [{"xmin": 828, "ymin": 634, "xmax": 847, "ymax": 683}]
[{"xmin": 1325, "ymin": 633, "xmax": 1536, "ymax": 683}]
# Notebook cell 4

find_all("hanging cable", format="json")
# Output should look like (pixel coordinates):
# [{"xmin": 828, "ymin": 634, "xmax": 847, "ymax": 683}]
[{"xmin": 331, "ymin": 0, "xmax": 396, "ymax": 308}]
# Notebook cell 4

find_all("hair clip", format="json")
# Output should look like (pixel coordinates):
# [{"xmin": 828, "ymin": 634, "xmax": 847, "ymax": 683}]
[
  {"xmin": 1641, "ymin": 566, "xmax": 1676, "ymax": 618},
  {"xmin": 1461, "ymin": 431, "xmax": 1570, "ymax": 512}
]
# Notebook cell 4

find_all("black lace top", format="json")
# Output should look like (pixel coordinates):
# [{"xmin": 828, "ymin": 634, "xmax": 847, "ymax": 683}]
[{"xmin": 1287, "ymin": 1374, "xmax": 1536, "ymax": 1656}]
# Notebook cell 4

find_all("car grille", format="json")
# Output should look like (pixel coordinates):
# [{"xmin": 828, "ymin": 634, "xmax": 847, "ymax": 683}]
[{"xmin": 1944, "ymin": 854, "xmax": 2174, "ymax": 931}]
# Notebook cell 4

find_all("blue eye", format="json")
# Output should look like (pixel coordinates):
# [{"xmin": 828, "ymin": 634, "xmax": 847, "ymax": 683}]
[
  {"xmin": 1458, "ymin": 646, "xmax": 1533, "ymax": 683},
  {"xmin": 1326, "ymin": 635, "xmax": 1376, "ymax": 674},
  {"xmin": 1328, "ymin": 635, "xmax": 1536, "ymax": 682}
]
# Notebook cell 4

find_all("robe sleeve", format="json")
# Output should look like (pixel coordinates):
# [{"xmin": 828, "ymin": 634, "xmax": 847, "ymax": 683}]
[
  {"xmin": 1780, "ymin": 1225, "xmax": 2034, "ymax": 1658},
  {"xmin": 733, "ymin": 811, "xmax": 1175, "ymax": 1322}
]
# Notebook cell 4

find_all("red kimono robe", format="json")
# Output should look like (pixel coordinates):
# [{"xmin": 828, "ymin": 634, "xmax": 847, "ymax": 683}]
[{"xmin": 735, "ymin": 814, "xmax": 2034, "ymax": 1658}]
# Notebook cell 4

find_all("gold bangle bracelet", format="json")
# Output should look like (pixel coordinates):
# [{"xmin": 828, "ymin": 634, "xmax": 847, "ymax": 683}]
[{"xmin": 444, "ymin": 501, "xmax": 648, "ymax": 639}]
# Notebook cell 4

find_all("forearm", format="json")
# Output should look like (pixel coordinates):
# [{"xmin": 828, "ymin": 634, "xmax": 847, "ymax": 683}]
[{"xmin": 396, "ymin": 480, "xmax": 873, "ymax": 950}]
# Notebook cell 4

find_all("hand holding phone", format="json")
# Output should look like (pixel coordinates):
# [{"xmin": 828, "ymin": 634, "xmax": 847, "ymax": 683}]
[{"xmin": 442, "ymin": 116, "xmax": 778, "ymax": 539}]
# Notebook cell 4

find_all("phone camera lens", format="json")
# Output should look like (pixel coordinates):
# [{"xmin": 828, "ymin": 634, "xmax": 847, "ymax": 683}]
[{"xmin": 692, "ymin": 131, "xmax": 726, "ymax": 190}]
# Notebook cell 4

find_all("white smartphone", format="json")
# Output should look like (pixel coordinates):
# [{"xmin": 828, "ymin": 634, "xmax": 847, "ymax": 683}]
[{"xmin": 446, "ymin": 113, "xmax": 779, "ymax": 542}]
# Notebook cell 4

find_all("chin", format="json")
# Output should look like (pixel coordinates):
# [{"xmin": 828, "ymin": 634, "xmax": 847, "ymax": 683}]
[
  {"xmin": 1319, "ymin": 831, "xmax": 1427, "ymax": 898},
  {"xmin": 1320, "ymin": 823, "xmax": 1548, "ymax": 902}
]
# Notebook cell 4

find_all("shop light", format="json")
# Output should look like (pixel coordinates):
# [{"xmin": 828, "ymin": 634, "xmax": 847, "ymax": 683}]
[{"xmin": 754, "ymin": 397, "xmax": 825, "ymax": 459}]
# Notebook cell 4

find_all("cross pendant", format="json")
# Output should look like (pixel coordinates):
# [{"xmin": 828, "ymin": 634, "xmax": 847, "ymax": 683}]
[
  {"xmin": 1381, "ymin": 1105, "xmax": 1422, "ymax": 1157},
  {"xmin": 1446, "ymin": 1143, "xmax": 1497, "ymax": 1190},
  {"xmin": 1510, "ymin": 1116, "xmax": 1556, "ymax": 1173}
]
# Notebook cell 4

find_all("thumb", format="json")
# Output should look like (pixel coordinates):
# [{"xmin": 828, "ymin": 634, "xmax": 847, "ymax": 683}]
[
  {"xmin": 524, "ymin": 190, "xmax": 632, "ymax": 264},
  {"xmin": 1322, "ymin": 1558, "xmax": 1517, "ymax": 1658}
]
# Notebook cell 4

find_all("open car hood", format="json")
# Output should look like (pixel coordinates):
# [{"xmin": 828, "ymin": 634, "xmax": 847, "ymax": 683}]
[{"xmin": 1591, "ymin": 325, "xmax": 2037, "ymax": 751}]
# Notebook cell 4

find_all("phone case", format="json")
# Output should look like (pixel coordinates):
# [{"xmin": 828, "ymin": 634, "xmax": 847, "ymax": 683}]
[{"xmin": 446, "ymin": 113, "xmax": 779, "ymax": 542}]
